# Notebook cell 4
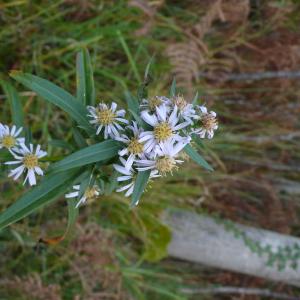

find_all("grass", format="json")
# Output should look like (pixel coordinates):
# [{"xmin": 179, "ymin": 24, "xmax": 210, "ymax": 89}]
[{"xmin": 1, "ymin": 0, "xmax": 300, "ymax": 299}]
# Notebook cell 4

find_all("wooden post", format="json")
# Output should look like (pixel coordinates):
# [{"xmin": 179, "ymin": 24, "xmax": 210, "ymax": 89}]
[{"xmin": 163, "ymin": 210, "xmax": 300, "ymax": 287}]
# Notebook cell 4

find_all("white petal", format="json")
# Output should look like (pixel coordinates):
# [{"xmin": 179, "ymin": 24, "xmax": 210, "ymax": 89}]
[
  {"xmin": 65, "ymin": 191, "xmax": 79, "ymax": 198},
  {"xmin": 27, "ymin": 169, "xmax": 36, "ymax": 186},
  {"xmin": 113, "ymin": 164, "xmax": 131, "ymax": 175}
]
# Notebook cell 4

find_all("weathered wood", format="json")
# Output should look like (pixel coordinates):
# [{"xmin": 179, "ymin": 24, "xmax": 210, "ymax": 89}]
[{"xmin": 163, "ymin": 210, "xmax": 300, "ymax": 287}]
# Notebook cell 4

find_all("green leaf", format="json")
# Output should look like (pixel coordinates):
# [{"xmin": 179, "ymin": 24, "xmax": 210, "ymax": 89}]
[
  {"xmin": 72, "ymin": 127, "xmax": 88, "ymax": 148},
  {"xmin": 144, "ymin": 56, "xmax": 154, "ymax": 80},
  {"xmin": 105, "ymin": 170, "xmax": 119, "ymax": 195},
  {"xmin": 64, "ymin": 196, "xmax": 79, "ymax": 240},
  {"xmin": 184, "ymin": 144, "xmax": 213, "ymax": 171},
  {"xmin": 48, "ymin": 139, "xmax": 74, "ymax": 151},
  {"xmin": 49, "ymin": 140, "xmax": 122, "ymax": 173},
  {"xmin": 192, "ymin": 91, "xmax": 199, "ymax": 105},
  {"xmin": 131, "ymin": 170, "xmax": 151, "ymax": 207},
  {"xmin": 170, "ymin": 78, "xmax": 176, "ymax": 97},
  {"xmin": 143, "ymin": 221, "xmax": 171, "ymax": 262},
  {"xmin": 125, "ymin": 91, "xmax": 139, "ymax": 115},
  {"xmin": 0, "ymin": 79, "xmax": 24, "ymax": 128},
  {"xmin": 10, "ymin": 71, "xmax": 93, "ymax": 134},
  {"xmin": 0, "ymin": 169, "xmax": 79, "ymax": 230},
  {"xmin": 76, "ymin": 48, "xmax": 95, "ymax": 106}
]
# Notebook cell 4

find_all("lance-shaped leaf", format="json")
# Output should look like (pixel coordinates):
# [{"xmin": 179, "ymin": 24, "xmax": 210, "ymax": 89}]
[
  {"xmin": 0, "ymin": 169, "xmax": 80, "ymax": 231},
  {"xmin": 170, "ymin": 77, "xmax": 176, "ymax": 97},
  {"xmin": 76, "ymin": 48, "xmax": 95, "ymax": 106},
  {"xmin": 184, "ymin": 144, "xmax": 213, "ymax": 171},
  {"xmin": 0, "ymin": 79, "xmax": 24, "ymax": 128},
  {"xmin": 10, "ymin": 71, "xmax": 93, "ymax": 134},
  {"xmin": 125, "ymin": 91, "xmax": 139, "ymax": 115},
  {"xmin": 131, "ymin": 170, "xmax": 151, "ymax": 207},
  {"xmin": 49, "ymin": 140, "xmax": 122, "ymax": 173}
]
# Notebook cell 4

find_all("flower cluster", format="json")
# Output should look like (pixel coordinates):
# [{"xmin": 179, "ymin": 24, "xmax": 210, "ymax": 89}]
[
  {"xmin": 1, "ymin": 95, "xmax": 217, "ymax": 208},
  {"xmin": 75, "ymin": 95, "xmax": 218, "ymax": 206},
  {"xmin": 0, "ymin": 123, "xmax": 47, "ymax": 186}
]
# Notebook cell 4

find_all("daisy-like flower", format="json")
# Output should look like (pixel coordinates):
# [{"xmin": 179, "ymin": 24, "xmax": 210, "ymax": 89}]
[
  {"xmin": 140, "ymin": 96, "xmax": 169, "ymax": 113},
  {"xmin": 136, "ymin": 137, "xmax": 190, "ymax": 175},
  {"xmin": 0, "ymin": 123, "xmax": 25, "ymax": 150},
  {"xmin": 192, "ymin": 105, "xmax": 218, "ymax": 139},
  {"xmin": 113, "ymin": 157, "xmax": 160, "ymax": 200},
  {"xmin": 5, "ymin": 144, "xmax": 47, "ymax": 186},
  {"xmin": 169, "ymin": 95, "xmax": 199, "ymax": 124},
  {"xmin": 139, "ymin": 104, "xmax": 190, "ymax": 153},
  {"xmin": 65, "ymin": 184, "xmax": 101, "ymax": 208},
  {"xmin": 87, "ymin": 102, "xmax": 128, "ymax": 139},
  {"xmin": 115, "ymin": 121, "xmax": 146, "ymax": 170}
]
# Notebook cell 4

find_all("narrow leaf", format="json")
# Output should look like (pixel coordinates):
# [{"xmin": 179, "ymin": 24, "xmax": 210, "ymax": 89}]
[
  {"xmin": 117, "ymin": 30, "xmax": 141, "ymax": 84},
  {"xmin": 10, "ymin": 71, "xmax": 93, "ymax": 134},
  {"xmin": 131, "ymin": 170, "xmax": 151, "ymax": 207},
  {"xmin": 48, "ymin": 139, "xmax": 74, "ymax": 151},
  {"xmin": 170, "ymin": 78, "xmax": 176, "ymax": 97},
  {"xmin": 144, "ymin": 56, "xmax": 154, "ymax": 80},
  {"xmin": 0, "ymin": 79, "xmax": 24, "ymax": 128},
  {"xmin": 125, "ymin": 91, "xmax": 139, "ymax": 115},
  {"xmin": 0, "ymin": 169, "xmax": 79, "ymax": 230},
  {"xmin": 49, "ymin": 140, "xmax": 122, "ymax": 173},
  {"xmin": 184, "ymin": 144, "xmax": 213, "ymax": 171},
  {"xmin": 192, "ymin": 91, "xmax": 199, "ymax": 105},
  {"xmin": 76, "ymin": 48, "xmax": 95, "ymax": 106},
  {"xmin": 72, "ymin": 127, "xmax": 88, "ymax": 148}
]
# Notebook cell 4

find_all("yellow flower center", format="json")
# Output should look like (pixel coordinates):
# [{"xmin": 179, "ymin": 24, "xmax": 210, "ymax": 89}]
[
  {"xmin": 172, "ymin": 95, "xmax": 187, "ymax": 110},
  {"xmin": 156, "ymin": 156, "xmax": 177, "ymax": 175},
  {"xmin": 84, "ymin": 187, "xmax": 99, "ymax": 200},
  {"xmin": 23, "ymin": 154, "xmax": 39, "ymax": 169},
  {"xmin": 202, "ymin": 114, "xmax": 218, "ymax": 130},
  {"xmin": 1, "ymin": 135, "xmax": 16, "ymax": 149},
  {"xmin": 148, "ymin": 96, "xmax": 162, "ymax": 111},
  {"xmin": 154, "ymin": 122, "xmax": 173, "ymax": 142},
  {"xmin": 97, "ymin": 108, "xmax": 116, "ymax": 125},
  {"xmin": 128, "ymin": 138, "xmax": 143, "ymax": 155}
]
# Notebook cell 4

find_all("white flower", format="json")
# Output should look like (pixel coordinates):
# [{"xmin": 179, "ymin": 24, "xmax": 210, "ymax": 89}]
[
  {"xmin": 113, "ymin": 157, "xmax": 160, "ymax": 200},
  {"xmin": 169, "ymin": 95, "xmax": 199, "ymax": 124},
  {"xmin": 140, "ymin": 96, "xmax": 170, "ymax": 112},
  {"xmin": 65, "ymin": 184, "xmax": 101, "ymax": 208},
  {"xmin": 87, "ymin": 102, "xmax": 128, "ymax": 139},
  {"xmin": 139, "ymin": 104, "xmax": 190, "ymax": 153},
  {"xmin": 0, "ymin": 123, "xmax": 25, "ymax": 150},
  {"xmin": 136, "ymin": 138, "xmax": 190, "ymax": 175},
  {"xmin": 115, "ymin": 121, "xmax": 146, "ymax": 170},
  {"xmin": 5, "ymin": 144, "xmax": 47, "ymax": 186},
  {"xmin": 192, "ymin": 106, "xmax": 218, "ymax": 139}
]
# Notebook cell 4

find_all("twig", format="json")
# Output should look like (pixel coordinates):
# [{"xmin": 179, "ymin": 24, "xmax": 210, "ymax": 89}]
[
  {"xmin": 199, "ymin": 70, "xmax": 300, "ymax": 81},
  {"xmin": 180, "ymin": 286, "xmax": 299, "ymax": 300}
]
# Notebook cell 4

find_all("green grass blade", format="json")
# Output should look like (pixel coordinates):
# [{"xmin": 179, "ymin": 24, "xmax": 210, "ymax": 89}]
[
  {"xmin": 10, "ymin": 71, "xmax": 93, "ymax": 134},
  {"xmin": 0, "ymin": 79, "xmax": 24, "ymax": 128},
  {"xmin": 131, "ymin": 170, "xmax": 151, "ymax": 207},
  {"xmin": 117, "ymin": 30, "xmax": 142, "ymax": 84},
  {"xmin": 0, "ymin": 169, "xmax": 80, "ymax": 230},
  {"xmin": 184, "ymin": 144, "xmax": 213, "ymax": 171},
  {"xmin": 76, "ymin": 48, "xmax": 95, "ymax": 106},
  {"xmin": 49, "ymin": 140, "xmax": 122, "ymax": 173},
  {"xmin": 144, "ymin": 55, "xmax": 154, "ymax": 80}
]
